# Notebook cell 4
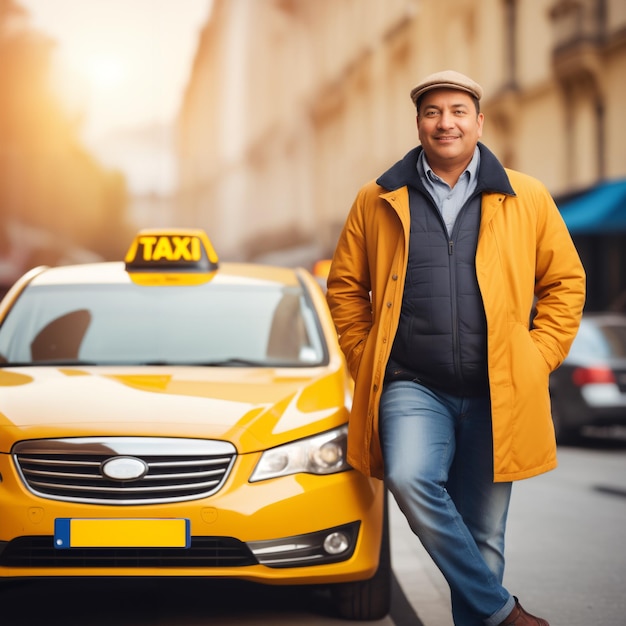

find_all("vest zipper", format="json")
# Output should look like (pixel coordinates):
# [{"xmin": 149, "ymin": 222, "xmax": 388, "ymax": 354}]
[{"xmin": 447, "ymin": 234, "xmax": 461, "ymax": 382}]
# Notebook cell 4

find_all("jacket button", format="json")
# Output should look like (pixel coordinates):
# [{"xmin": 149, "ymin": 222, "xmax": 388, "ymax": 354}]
[
  {"xmin": 392, "ymin": 274, "xmax": 398, "ymax": 280},
  {"xmin": 373, "ymin": 384, "xmax": 378, "ymax": 392},
  {"xmin": 387, "ymin": 302, "xmax": 392, "ymax": 308}
]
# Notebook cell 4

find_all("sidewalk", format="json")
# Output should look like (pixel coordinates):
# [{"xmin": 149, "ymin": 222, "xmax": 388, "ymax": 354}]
[{"xmin": 389, "ymin": 497, "xmax": 454, "ymax": 626}]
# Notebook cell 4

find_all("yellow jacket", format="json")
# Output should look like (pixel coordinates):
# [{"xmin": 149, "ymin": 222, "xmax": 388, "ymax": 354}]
[{"xmin": 327, "ymin": 151, "xmax": 586, "ymax": 482}]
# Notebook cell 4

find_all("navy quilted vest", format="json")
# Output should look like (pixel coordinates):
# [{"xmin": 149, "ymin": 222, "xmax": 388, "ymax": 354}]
[{"xmin": 385, "ymin": 186, "xmax": 489, "ymax": 396}]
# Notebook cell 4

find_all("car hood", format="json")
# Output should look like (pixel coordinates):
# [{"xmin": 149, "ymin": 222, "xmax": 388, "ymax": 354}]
[{"xmin": 0, "ymin": 365, "xmax": 351, "ymax": 453}]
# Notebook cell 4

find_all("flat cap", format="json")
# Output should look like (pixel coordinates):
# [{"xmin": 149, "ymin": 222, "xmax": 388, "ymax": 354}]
[{"xmin": 410, "ymin": 70, "xmax": 483, "ymax": 106}]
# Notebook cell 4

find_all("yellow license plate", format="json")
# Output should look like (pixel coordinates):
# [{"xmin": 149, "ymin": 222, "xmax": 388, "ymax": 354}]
[{"xmin": 54, "ymin": 518, "xmax": 190, "ymax": 549}]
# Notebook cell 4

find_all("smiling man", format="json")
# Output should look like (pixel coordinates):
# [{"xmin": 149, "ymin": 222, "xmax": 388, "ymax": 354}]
[{"xmin": 326, "ymin": 70, "xmax": 586, "ymax": 625}]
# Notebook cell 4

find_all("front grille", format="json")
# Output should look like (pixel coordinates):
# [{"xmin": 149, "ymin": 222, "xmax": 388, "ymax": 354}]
[
  {"xmin": 13, "ymin": 437, "xmax": 237, "ymax": 505},
  {"xmin": 0, "ymin": 536, "xmax": 257, "ymax": 568}
]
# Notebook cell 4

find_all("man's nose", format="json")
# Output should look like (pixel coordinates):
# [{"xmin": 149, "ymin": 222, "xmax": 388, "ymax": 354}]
[{"xmin": 437, "ymin": 111, "xmax": 455, "ymax": 128}]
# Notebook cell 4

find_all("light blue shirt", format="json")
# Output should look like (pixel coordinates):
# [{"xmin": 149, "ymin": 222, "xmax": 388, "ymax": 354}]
[{"xmin": 417, "ymin": 146, "xmax": 481, "ymax": 235}]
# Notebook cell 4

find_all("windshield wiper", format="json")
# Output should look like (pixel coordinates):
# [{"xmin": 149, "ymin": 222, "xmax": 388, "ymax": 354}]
[
  {"xmin": 129, "ymin": 358, "xmax": 269, "ymax": 367},
  {"xmin": 1, "ymin": 358, "xmax": 289, "ymax": 368},
  {"xmin": 1, "ymin": 360, "xmax": 98, "ymax": 367},
  {"xmin": 191, "ymin": 358, "xmax": 269, "ymax": 367}
]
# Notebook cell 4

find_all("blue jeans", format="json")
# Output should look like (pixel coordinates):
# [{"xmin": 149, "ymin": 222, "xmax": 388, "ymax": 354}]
[{"xmin": 379, "ymin": 381, "xmax": 515, "ymax": 626}]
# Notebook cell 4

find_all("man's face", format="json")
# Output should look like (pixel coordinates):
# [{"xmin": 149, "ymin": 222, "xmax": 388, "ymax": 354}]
[{"xmin": 416, "ymin": 88, "xmax": 484, "ymax": 170}]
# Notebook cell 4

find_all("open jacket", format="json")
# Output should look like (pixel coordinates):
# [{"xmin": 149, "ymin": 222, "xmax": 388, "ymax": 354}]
[{"xmin": 327, "ymin": 144, "xmax": 586, "ymax": 482}]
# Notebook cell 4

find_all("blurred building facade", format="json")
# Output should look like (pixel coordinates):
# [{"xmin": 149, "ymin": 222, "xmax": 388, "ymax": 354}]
[
  {"xmin": 177, "ymin": 0, "xmax": 626, "ymax": 307},
  {"xmin": 0, "ymin": 0, "xmax": 136, "ymax": 293}
]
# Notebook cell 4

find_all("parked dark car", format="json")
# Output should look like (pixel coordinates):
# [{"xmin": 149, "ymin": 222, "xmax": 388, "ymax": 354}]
[{"xmin": 550, "ymin": 312, "xmax": 626, "ymax": 443}]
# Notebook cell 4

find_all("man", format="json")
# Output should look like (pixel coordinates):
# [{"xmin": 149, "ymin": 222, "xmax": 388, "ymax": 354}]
[{"xmin": 326, "ymin": 70, "xmax": 586, "ymax": 625}]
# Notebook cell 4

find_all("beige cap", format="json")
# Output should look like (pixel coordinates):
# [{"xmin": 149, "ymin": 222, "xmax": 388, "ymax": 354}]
[{"xmin": 410, "ymin": 70, "xmax": 483, "ymax": 106}]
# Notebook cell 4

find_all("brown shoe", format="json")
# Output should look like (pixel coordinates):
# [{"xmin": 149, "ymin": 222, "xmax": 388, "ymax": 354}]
[{"xmin": 499, "ymin": 597, "xmax": 549, "ymax": 625}]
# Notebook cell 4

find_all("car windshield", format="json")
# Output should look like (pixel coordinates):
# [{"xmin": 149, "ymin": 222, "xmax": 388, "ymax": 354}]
[
  {"xmin": 568, "ymin": 318, "xmax": 626, "ymax": 360},
  {"xmin": 0, "ymin": 281, "xmax": 327, "ymax": 367}
]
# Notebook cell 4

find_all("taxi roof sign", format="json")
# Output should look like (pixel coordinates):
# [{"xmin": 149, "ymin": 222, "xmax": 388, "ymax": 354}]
[{"xmin": 125, "ymin": 229, "xmax": 219, "ymax": 274}]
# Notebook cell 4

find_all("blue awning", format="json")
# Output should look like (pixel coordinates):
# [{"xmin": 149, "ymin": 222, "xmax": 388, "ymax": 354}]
[{"xmin": 557, "ymin": 178, "xmax": 626, "ymax": 235}]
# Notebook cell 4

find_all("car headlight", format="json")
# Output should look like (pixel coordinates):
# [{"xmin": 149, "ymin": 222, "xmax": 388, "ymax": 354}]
[{"xmin": 250, "ymin": 425, "xmax": 349, "ymax": 482}]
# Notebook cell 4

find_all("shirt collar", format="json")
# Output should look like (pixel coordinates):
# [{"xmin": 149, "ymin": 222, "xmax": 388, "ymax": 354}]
[{"xmin": 417, "ymin": 145, "xmax": 481, "ymax": 186}]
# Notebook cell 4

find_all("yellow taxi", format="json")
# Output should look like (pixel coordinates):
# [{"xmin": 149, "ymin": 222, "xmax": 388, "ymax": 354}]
[{"xmin": 0, "ymin": 229, "xmax": 389, "ymax": 620}]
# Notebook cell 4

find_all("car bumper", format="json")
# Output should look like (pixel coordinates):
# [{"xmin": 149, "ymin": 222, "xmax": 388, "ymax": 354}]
[
  {"xmin": 563, "ymin": 384, "xmax": 626, "ymax": 428},
  {"xmin": 0, "ymin": 452, "xmax": 384, "ymax": 584}
]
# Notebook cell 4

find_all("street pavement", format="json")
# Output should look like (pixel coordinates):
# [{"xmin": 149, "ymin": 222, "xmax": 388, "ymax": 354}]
[{"xmin": 390, "ymin": 498, "xmax": 452, "ymax": 626}]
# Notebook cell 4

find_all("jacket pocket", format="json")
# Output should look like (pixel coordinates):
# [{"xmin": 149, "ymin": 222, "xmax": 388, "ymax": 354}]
[
  {"xmin": 346, "ymin": 336, "xmax": 367, "ymax": 380},
  {"xmin": 510, "ymin": 322, "xmax": 550, "ymax": 393}
]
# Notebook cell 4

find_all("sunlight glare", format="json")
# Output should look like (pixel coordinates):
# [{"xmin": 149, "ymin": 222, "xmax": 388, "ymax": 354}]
[{"xmin": 84, "ymin": 53, "xmax": 127, "ymax": 93}]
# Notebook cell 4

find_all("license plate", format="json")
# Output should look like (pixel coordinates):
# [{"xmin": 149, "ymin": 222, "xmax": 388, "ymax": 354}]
[{"xmin": 54, "ymin": 518, "xmax": 190, "ymax": 549}]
